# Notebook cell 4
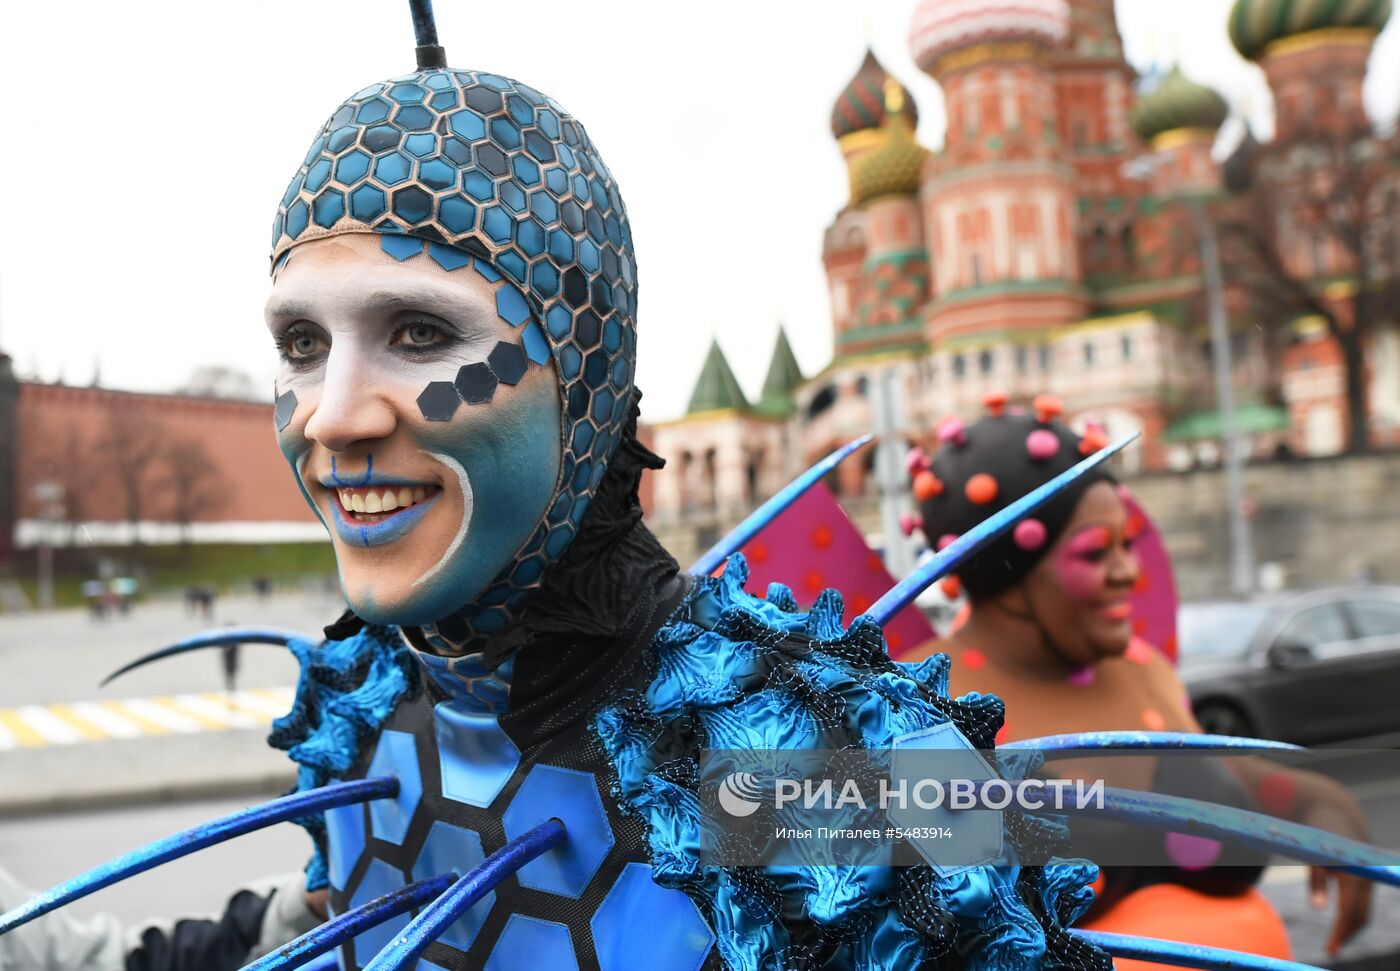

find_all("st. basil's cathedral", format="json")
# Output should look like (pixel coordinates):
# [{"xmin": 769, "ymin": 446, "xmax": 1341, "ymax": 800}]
[{"xmin": 650, "ymin": 0, "xmax": 1400, "ymax": 558}]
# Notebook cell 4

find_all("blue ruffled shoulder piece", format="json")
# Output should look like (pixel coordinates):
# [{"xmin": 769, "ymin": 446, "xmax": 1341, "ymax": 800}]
[
  {"xmin": 267, "ymin": 622, "xmax": 419, "ymax": 890},
  {"xmin": 594, "ymin": 555, "xmax": 1108, "ymax": 971}
]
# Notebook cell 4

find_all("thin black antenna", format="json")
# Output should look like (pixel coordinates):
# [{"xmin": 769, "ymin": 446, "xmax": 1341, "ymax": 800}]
[{"xmin": 408, "ymin": 0, "xmax": 447, "ymax": 69}]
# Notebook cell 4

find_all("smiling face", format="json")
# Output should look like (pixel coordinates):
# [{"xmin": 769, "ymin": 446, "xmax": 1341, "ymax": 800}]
[
  {"xmin": 1016, "ymin": 480, "xmax": 1141, "ymax": 666},
  {"xmin": 266, "ymin": 234, "xmax": 563, "ymax": 628}
]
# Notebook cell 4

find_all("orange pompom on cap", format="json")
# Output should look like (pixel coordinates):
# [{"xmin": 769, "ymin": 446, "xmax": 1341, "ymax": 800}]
[
  {"xmin": 912, "ymin": 470, "xmax": 944, "ymax": 501},
  {"xmin": 1032, "ymin": 394, "xmax": 1063, "ymax": 423},
  {"xmin": 982, "ymin": 389, "xmax": 1009, "ymax": 417},
  {"xmin": 964, "ymin": 473, "xmax": 998, "ymax": 505}
]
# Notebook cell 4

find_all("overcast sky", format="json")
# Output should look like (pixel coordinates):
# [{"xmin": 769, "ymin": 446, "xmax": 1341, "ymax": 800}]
[{"xmin": 1, "ymin": 1, "xmax": 1397, "ymax": 421}]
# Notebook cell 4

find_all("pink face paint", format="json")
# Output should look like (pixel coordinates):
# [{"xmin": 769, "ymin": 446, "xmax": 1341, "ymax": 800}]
[{"xmin": 1053, "ymin": 526, "xmax": 1112, "ymax": 603}]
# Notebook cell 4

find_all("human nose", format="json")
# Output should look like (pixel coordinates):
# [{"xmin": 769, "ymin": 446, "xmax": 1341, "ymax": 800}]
[
  {"xmin": 1108, "ymin": 543, "xmax": 1139, "ymax": 589},
  {"xmin": 301, "ymin": 349, "xmax": 397, "ymax": 452}
]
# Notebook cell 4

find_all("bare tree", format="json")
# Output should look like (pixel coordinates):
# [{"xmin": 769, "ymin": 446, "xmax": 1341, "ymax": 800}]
[
  {"xmin": 97, "ymin": 408, "xmax": 166, "ymax": 562},
  {"xmin": 1220, "ymin": 125, "xmax": 1400, "ymax": 453},
  {"xmin": 31, "ymin": 423, "xmax": 95, "ymax": 547},
  {"xmin": 160, "ymin": 436, "xmax": 226, "ymax": 554}
]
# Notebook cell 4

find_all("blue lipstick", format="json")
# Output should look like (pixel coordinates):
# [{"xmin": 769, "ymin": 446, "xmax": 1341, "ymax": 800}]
[{"xmin": 329, "ymin": 490, "xmax": 441, "ymax": 548}]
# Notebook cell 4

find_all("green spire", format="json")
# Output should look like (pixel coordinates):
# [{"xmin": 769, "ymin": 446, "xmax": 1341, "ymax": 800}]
[
  {"xmin": 686, "ymin": 338, "xmax": 749, "ymax": 414},
  {"xmin": 756, "ymin": 326, "xmax": 803, "ymax": 417}
]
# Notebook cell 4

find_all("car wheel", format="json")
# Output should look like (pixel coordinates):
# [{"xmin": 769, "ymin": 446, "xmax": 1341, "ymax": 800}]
[{"xmin": 1193, "ymin": 701, "xmax": 1256, "ymax": 738}]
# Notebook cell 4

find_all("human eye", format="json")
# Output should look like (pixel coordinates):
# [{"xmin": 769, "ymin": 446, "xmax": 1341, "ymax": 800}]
[
  {"xmin": 275, "ymin": 323, "xmax": 328, "ymax": 369},
  {"xmin": 389, "ymin": 317, "xmax": 460, "ymax": 354}
]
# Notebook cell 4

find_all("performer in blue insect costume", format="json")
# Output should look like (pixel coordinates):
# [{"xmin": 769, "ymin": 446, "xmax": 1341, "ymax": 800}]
[{"xmin": 5, "ymin": 4, "xmax": 1398, "ymax": 971}]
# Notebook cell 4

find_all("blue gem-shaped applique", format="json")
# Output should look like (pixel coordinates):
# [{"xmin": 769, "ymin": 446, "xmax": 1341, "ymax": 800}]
[
  {"xmin": 485, "ymin": 915, "xmax": 578, "ymax": 971},
  {"xmin": 487, "ymin": 342, "xmax": 528, "ymax": 385},
  {"xmin": 502, "ymin": 765, "xmax": 614, "ymax": 898},
  {"xmin": 591, "ymin": 864, "xmax": 714, "ymax": 971},
  {"xmin": 495, "ymin": 286, "xmax": 531, "ymax": 327},
  {"xmin": 417, "ymin": 381, "xmax": 461, "ymax": 421},
  {"xmin": 454, "ymin": 362, "xmax": 498, "ymax": 405},
  {"xmin": 434, "ymin": 701, "xmax": 520, "ymax": 808},
  {"xmin": 411, "ymin": 821, "xmax": 493, "ymax": 951},
  {"xmin": 366, "ymin": 729, "xmax": 422, "ymax": 844}
]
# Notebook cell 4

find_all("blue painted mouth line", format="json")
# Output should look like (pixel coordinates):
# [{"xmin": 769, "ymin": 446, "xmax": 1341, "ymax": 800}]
[
  {"xmin": 329, "ymin": 454, "xmax": 374, "ymax": 487},
  {"xmin": 330, "ymin": 491, "xmax": 441, "ymax": 548}
]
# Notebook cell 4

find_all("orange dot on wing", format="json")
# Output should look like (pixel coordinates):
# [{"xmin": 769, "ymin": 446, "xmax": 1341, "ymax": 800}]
[
  {"xmin": 867, "ymin": 553, "xmax": 884, "ymax": 572},
  {"xmin": 1132, "ymin": 618, "xmax": 1147, "ymax": 635},
  {"xmin": 995, "ymin": 722, "xmax": 1011, "ymax": 745},
  {"xmin": 965, "ymin": 473, "xmax": 998, "ymax": 505},
  {"xmin": 1141, "ymin": 707, "xmax": 1166, "ymax": 731},
  {"xmin": 802, "ymin": 570, "xmax": 825, "ymax": 594},
  {"xmin": 747, "ymin": 542, "xmax": 769, "ymax": 565},
  {"xmin": 851, "ymin": 594, "xmax": 873, "ymax": 614},
  {"xmin": 961, "ymin": 647, "xmax": 986, "ymax": 670},
  {"xmin": 1125, "ymin": 639, "xmax": 1154, "ymax": 665},
  {"xmin": 887, "ymin": 631, "xmax": 903, "ymax": 650},
  {"xmin": 811, "ymin": 524, "xmax": 833, "ymax": 549},
  {"xmin": 1133, "ymin": 572, "xmax": 1149, "ymax": 594}
]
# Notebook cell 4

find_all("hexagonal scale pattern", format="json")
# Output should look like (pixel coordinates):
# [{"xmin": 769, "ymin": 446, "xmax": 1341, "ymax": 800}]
[
  {"xmin": 412, "ymin": 821, "xmax": 493, "ymax": 951},
  {"xmin": 272, "ymin": 67, "xmax": 641, "ymax": 653},
  {"xmin": 485, "ymin": 915, "xmax": 578, "ymax": 971},
  {"xmin": 502, "ymin": 764, "xmax": 614, "ymax": 898},
  {"xmin": 433, "ymin": 702, "xmax": 520, "ymax": 808},
  {"xmin": 324, "ymin": 802, "xmax": 365, "ymax": 892},
  {"xmin": 591, "ymin": 863, "xmax": 714, "ymax": 971},
  {"xmin": 366, "ymin": 729, "xmax": 423, "ymax": 845}
]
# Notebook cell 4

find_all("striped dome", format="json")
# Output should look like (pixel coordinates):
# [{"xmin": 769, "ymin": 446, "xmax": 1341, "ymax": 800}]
[
  {"xmin": 832, "ymin": 49, "xmax": 920, "ymax": 141},
  {"xmin": 1130, "ymin": 66, "xmax": 1228, "ymax": 142},
  {"xmin": 910, "ymin": 0, "xmax": 1069, "ymax": 74},
  {"xmin": 1229, "ymin": 0, "xmax": 1391, "ymax": 60},
  {"xmin": 850, "ymin": 87, "xmax": 929, "ymax": 206}
]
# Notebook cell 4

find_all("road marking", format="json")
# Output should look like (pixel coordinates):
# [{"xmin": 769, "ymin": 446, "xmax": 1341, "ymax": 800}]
[
  {"xmin": 67, "ymin": 701, "xmax": 145, "ymax": 739},
  {"xmin": 16, "ymin": 705, "xmax": 85, "ymax": 745},
  {"xmin": 46, "ymin": 704, "xmax": 109, "ymax": 742},
  {"xmin": 0, "ymin": 687, "xmax": 295, "ymax": 747}
]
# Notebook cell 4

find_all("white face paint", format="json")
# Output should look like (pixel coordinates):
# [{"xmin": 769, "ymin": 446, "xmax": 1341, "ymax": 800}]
[{"xmin": 267, "ymin": 234, "xmax": 563, "ymax": 627}]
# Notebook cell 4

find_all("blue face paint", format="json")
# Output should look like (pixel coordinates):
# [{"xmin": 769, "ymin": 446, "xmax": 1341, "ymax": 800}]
[{"xmin": 389, "ymin": 378, "xmax": 562, "ymax": 628}]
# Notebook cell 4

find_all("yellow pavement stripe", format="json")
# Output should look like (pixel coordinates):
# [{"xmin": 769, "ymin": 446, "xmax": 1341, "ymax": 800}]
[
  {"xmin": 197, "ymin": 691, "xmax": 276, "ymax": 723},
  {"xmin": 100, "ymin": 699, "xmax": 172, "ymax": 736},
  {"xmin": 0, "ymin": 710, "xmax": 45, "ymax": 747},
  {"xmin": 46, "ymin": 704, "xmax": 108, "ymax": 741},
  {"xmin": 151, "ymin": 696, "xmax": 230, "ymax": 731}
]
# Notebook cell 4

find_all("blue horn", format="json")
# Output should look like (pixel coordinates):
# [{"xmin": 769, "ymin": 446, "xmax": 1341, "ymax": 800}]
[
  {"xmin": 1002, "ymin": 731, "xmax": 1302, "ymax": 754},
  {"xmin": 241, "ymin": 873, "xmax": 455, "ymax": 971},
  {"xmin": 100, "ymin": 627, "xmax": 317, "ymax": 687},
  {"xmin": 0, "ymin": 778, "xmax": 397, "ymax": 935},
  {"xmin": 689, "ymin": 434, "xmax": 875, "ymax": 577},
  {"xmin": 362, "ymin": 819, "xmax": 567, "ymax": 969}
]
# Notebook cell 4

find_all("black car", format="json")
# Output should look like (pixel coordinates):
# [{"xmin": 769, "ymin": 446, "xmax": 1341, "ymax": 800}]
[{"xmin": 1178, "ymin": 586, "xmax": 1400, "ymax": 745}]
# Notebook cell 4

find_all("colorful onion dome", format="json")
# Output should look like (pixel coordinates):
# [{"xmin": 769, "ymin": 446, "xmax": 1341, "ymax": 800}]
[
  {"xmin": 909, "ymin": 0, "xmax": 1070, "ymax": 74},
  {"xmin": 1228, "ymin": 0, "xmax": 1392, "ymax": 61},
  {"xmin": 850, "ymin": 82, "xmax": 929, "ymax": 206},
  {"xmin": 1130, "ymin": 66, "xmax": 1229, "ymax": 142},
  {"xmin": 831, "ymin": 49, "xmax": 920, "ymax": 142}
]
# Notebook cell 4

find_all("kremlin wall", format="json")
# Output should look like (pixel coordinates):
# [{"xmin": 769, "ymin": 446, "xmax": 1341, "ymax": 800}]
[{"xmin": 650, "ymin": 0, "xmax": 1400, "ymax": 562}]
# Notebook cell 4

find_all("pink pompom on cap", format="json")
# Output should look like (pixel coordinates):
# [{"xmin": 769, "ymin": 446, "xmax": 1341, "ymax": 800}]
[
  {"xmin": 1026, "ymin": 428, "xmax": 1060, "ymax": 461},
  {"xmin": 936, "ymin": 415, "xmax": 967, "ymax": 446},
  {"xmin": 1013, "ymin": 518, "xmax": 1047, "ymax": 551},
  {"xmin": 936, "ymin": 533, "xmax": 959, "ymax": 551}
]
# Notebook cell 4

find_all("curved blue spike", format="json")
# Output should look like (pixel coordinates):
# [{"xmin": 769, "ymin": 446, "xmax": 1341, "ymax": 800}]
[
  {"xmin": 1063, "ymin": 787, "xmax": 1400, "ymax": 885},
  {"xmin": 362, "ymin": 818, "xmax": 567, "ymax": 970},
  {"xmin": 862, "ymin": 432, "xmax": 1138, "ymax": 626},
  {"xmin": 1074, "ymin": 930, "xmax": 1326, "ymax": 971},
  {"xmin": 100, "ymin": 627, "xmax": 318, "ymax": 687},
  {"xmin": 1002, "ymin": 731, "xmax": 1303, "ymax": 754},
  {"xmin": 241, "ymin": 872, "xmax": 454, "ymax": 971},
  {"xmin": 689, "ymin": 433, "xmax": 876, "ymax": 577},
  {"xmin": 0, "ymin": 778, "xmax": 397, "ymax": 936}
]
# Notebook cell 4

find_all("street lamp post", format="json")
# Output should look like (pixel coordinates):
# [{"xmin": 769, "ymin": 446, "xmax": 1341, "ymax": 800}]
[
  {"xmin": 1123, "ymin": 154, "xmax": 1255, "ymax": 594},
  {"xmin": 31, "ymin": 480, "xmax": 64, "ymax": 610},
  {"xmin": 1188, "ymin": 197, "xmax": 1255, "ymax": 595}
]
